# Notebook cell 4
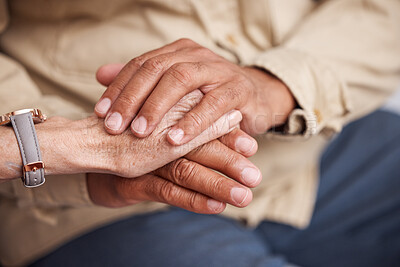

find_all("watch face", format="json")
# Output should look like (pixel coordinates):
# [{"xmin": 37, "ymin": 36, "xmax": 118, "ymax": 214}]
[{"xmin": 0, "ymin": 109, "xmax": 46, "ymax": 126}]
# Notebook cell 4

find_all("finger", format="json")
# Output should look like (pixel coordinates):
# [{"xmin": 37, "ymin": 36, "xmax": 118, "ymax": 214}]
[
  {"xmin": 177, "ymin": 109, "xmax": 243, "ymax": 156},
  {"xmin": 116, "ymin": 173, "xmax": 226, "ymax": 214},
  {"xmin": 154, "ymin": 158, "xmax": 253, "ymax": 208},
  {"xmin": 86, "ymin": 173, "xmax": 141, "ymax": 208},
  {"xmin": 218, "ymin": 128, "xmax": 258, "ymax": 157},
  {"xmin": 131, "ymin": 61, "xmax": 224, "ymax": 137},
  {"xmin": 96, "ymin": 63, "xmax": 125, "ymax": 87},
  {"xmin": 94, "ymin": 59, "xmax": 143, "ymax": 119},
  {"xmin": 119, "ymin": 102, "xmax": 244, "ymax": 178},
  {"xmin": 167, "ymin": 80, "xmax": 249, "ymax": 145},
  {"xmin": 106, "ymin": 51, "xmax": 210, "ymax": 135},
  {"xmin": 94, "ymin": 38, "xmax": 199, "ymax": 120},
  {"xmin": 185, "ymin": 140, "xmax": 261, "ymax": 188}
]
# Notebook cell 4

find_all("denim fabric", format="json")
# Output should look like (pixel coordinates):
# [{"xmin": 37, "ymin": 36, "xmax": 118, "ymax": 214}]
[{"xmin": 30, "ymin": 110, "xmax": 400, "ymax": 267}]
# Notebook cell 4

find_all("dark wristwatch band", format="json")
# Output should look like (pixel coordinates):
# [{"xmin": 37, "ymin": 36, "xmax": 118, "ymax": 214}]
[{"xmin": 10, "ymin": 112, "xmax": 45, "ymax": 187}]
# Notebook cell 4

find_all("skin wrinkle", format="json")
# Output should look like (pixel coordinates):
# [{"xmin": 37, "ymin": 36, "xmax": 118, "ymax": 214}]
[
  {"xmin": 1, "ymin": 38, "xmax": 266, "ymax": 218},
  {"xmin": 97, "ymin": 39, "xmax": 294, "ymax": 142},
  {"xmin": 99, "ymin": 89, "xmax": 238, "ymax": 178},
  {"xmin": 86, "ymin": 97, "xmax": 255, "ymax": 211},
  {"xmin": 0, "ymin": 91, "xmax": 256, "ymax": 213}
]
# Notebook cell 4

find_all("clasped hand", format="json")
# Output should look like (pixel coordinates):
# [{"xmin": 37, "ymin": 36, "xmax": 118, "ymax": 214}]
[
  {"xmin": 89, "ymin": 38, "xmax": 295, "ymax": 214},
  {"xmin": 88, "ymin": 89, "xmax": 261, "ymax": 214}
]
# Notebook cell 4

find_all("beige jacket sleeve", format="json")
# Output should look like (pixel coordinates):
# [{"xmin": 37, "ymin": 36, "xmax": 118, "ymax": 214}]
[
  {"xmin": 0, "ymin": 0, "xmax": 93, "ymax": 208},
  {"xmin": 251, "ymin": 0, "xmax": 400, "ymax": 138}
]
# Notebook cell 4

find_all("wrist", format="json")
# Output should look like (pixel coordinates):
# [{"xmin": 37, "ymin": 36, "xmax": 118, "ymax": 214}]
[
  {"xmin": 0, "ymin": 126, "xmax": 22, "ymax": 179},
  {"xmin": 0, "ymin": 115, "xmax": 116, "ymax": 180},
  {"xmin": 242, "ymin": 67, "xmax": 296, "ymax": 129},
  {"xmin": 36, "ymin": 116, "xmax": 111, "ymax": 176},
  {"xmin": 75, "ymin": 115, "xmax": 121, "ymax": 174}
]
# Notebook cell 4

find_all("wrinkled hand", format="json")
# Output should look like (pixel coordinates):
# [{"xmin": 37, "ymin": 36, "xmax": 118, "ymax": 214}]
[
  {"xmin": 88, "ymin": 54, "xmax": 263, "ymax": 212},
  {"xmin": 87, "ymin": 127, "xmax": 260, "ymax": 213},
  {"xmin": 88, "ymin": 89, "xmax": 250, "ymax": 178},
  {"xmin": 94, "ymin": 38, "xmax": 296, "ymax": 145}
]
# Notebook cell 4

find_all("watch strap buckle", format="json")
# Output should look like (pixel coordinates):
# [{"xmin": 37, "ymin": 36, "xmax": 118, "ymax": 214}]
[
  {"xmin": 22, "ymin": 161, "xmax": 46, "ymax": 187},
  {"xmin": 23, "ymin": 161, "xmax": 45, "ymax": 173}
]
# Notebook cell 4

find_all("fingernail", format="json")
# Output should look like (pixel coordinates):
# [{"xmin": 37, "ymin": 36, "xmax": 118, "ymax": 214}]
[
  {"xmin": 95, "ymin": 98, "xmax": 111, "ymax": 114},
  {"xmin": 231, "ymin": 187, "xmax": 249, "ymax": 206},
  {"xmin": 236, "ymin": 137, "xmax": 256, "ymax": 154},
  {"xmin": 227, "ymin": 110, "xmax": 242, "ymax": 125},
  {"xmin": 105, "ymin": 112, "xmax": 122, "ymax": 131},
  {"xmin": 241, "ymin": 167, "xmax": 261, "ymax": 186},
  {"xmin": 132, "ymin": 116, "xmax": 147, "ymax": 134},
  {"xmin": 168, "ymin": 128, "xmax": 184, "ymax": 144},
  {"xmin": 207, "ymin": 199, "xmax": 223, "ymax": 212}
]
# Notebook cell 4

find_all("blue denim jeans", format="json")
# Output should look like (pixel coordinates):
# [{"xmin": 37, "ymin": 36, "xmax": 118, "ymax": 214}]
[{"xmin": 30, "ymin": 110, "xmax": 400, "ymax": 267}]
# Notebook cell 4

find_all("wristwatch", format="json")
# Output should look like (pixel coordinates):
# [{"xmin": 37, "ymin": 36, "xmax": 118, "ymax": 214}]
[{"xmin": 0, "ymin": 109, "xmax": 47, "ymax": 188}]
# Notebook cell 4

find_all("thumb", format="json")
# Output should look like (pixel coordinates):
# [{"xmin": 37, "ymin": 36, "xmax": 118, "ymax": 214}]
[{"xmin": 96, "ymin": 63, "xmax": 125, "ymax": 86}]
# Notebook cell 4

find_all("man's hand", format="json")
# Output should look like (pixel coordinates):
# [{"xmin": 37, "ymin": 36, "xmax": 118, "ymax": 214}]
[
  {"xmin": 0, "ymin": 91, "xmax": 260, "ymax": 187},
  {"xmin": 94, "ymin": 38, "xmax": 296, "ymax": 145},
  {"xmin": 1, "ymin": 90, "xmax": 261, "ymax": 212},
  {"xmin": 87, "ymin": 128, "xmax": 259, "ymax": 213},
  {"xmin": 88, "ymin": 90, "xmax": 259, "ymax": 179}
]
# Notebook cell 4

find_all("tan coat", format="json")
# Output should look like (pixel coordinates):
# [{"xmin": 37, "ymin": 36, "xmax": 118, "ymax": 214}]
[{"xmin": 0, "ymin": 0, "xmax": 399, "ymax": 266}]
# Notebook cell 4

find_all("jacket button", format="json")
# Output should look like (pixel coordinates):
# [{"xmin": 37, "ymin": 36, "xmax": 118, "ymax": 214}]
[{"xmin": 226, "ymin": 34, "xmax": 237, "ymax": 46}]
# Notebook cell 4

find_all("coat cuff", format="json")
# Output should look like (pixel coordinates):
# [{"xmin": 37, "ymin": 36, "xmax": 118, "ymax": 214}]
[{"xmin": 249, "ymin": 47, "xmax": 352, "ymax": 139}]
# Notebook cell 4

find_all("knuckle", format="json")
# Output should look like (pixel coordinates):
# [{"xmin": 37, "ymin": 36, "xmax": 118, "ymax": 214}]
[
  {"xmin": 208, "ymin": 177, "xmax": 225, "ymax": 195},
  {"xmin": 142, "ymin": 57, "xmax": 167, "ymax": 74},
  {"xmin": 171, "ymin": 158, "xmax": 197, "ymax": 185},
  {"xmin": 187, "ymin": 193, "xmax": 200, "ymax": 211},
  {"xmin": 177, "ymin": 38, "xmax": 196, "ymax": 46},
  {"xmin": 128, "ymin": 57, "xmax": 146, "ymax": 69},
  {"xmin": 115, "ymin": 93, "xmax": 139, "ymax": 108},
  {"xmin": 192, "ymin": 47, "xmax": 214, "ymax": 57},
  {"xmin": 168, "ymin": 63, "xmax": 194, "ymax": 85},
  {"xmin": 192, "ymin": 61, "xmax": 207, "ymax": 73},
  {"xmin": 143, "ymin": 179, "xmax": 157, "ymax": 199},
  {"xmin": 225, "ymin": 85, "xmax": 241, "ymax": 102},
  {"xmin": 186, "ymin": 111, "xmax": 206, "ymax": 130},
  {"xmin": 223, "ymin": 152, "xmax": 240, "ymax": 171},
  {"xmin": 158, "ymin": 180, "xmax": 178, "ymax": 203},
  {"xmin": 209, "ymin": 120, "xmax": 224, "ymax": 136},
  {"xmin": 234, "ymin": 74, "xmax": 252, "ymax": 95},
  {"xmin": 107, "ymin": 80, "xmax": 126, "ymax": 95},
  {"xmin": 205, "ymin": 92, "xmax": 227, "ymax": 111},
  {"xmin": 142, "ymin": 98, "xmax": 164, "ymax": 116}
]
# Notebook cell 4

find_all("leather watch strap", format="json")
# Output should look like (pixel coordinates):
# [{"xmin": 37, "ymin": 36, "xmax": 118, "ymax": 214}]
[{"xmin": 10, "ymin": 112, "xmax": 45, "ymax": 187}]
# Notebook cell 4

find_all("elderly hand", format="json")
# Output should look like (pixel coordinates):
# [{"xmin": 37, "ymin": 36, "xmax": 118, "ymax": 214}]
[
  {"xmin": 87, "ymin": 90, "xmax": 252, "ymax": 178},
  {"xmin": 94, "ymin": 38, "xmax": 296, "ymax": 145},
  {"xmin": 85, "ymin": 55, "xmax": 264, "ymax": 211},
  {"xmin": 1, "ymin": 89, "xmax": 261, "ymax": 212},
  {"xmin": 87, "ymin": 127, "xmax": 259, "ymax": 213},
  {"xmin": 1, "ymin": 91, "xmax": 260, "ymax": 188}
]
